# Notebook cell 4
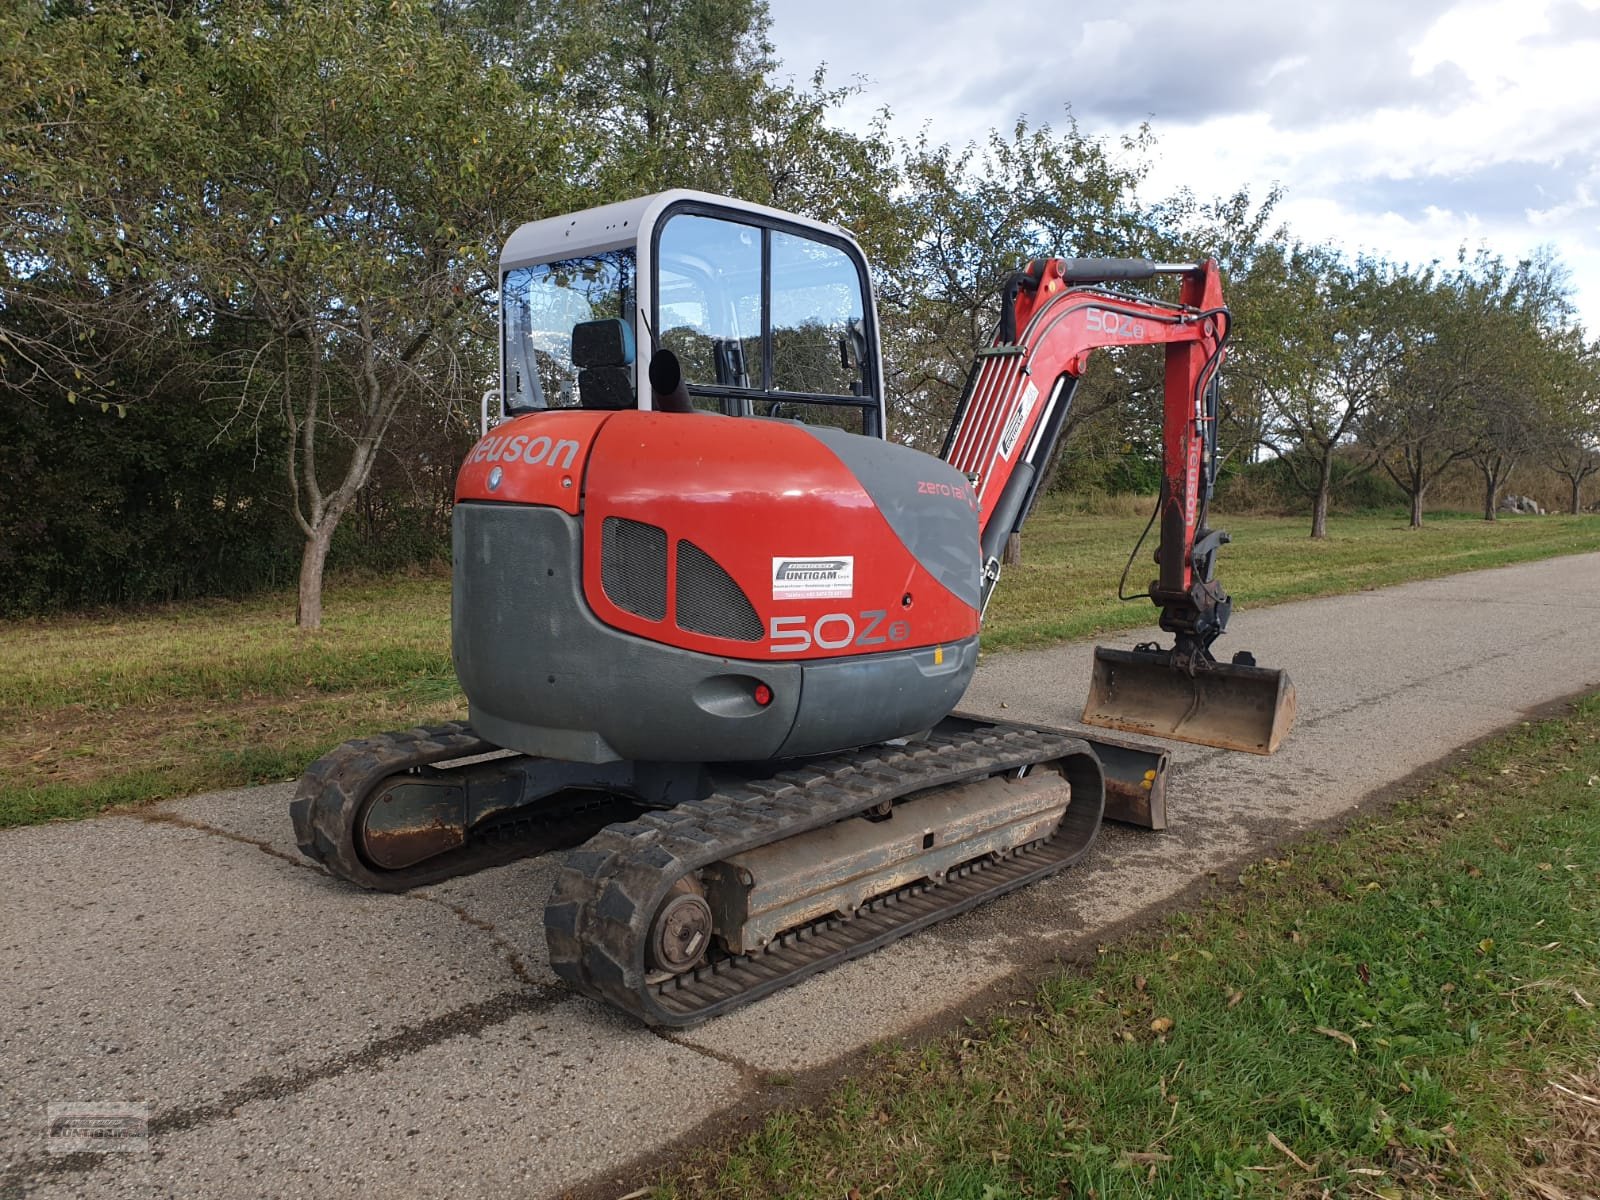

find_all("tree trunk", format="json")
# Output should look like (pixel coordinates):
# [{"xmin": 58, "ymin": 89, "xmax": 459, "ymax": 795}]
[
  {"xmin": 1409, "ymin": 487, "xmax": 1424, "ymax": 529},
  {"xmin": 296, "ymin": 521, "xmax": 336, "ymax": 630},
  {"xmin": 1002, "ymin": 532, "xmax": 1022, "ymax": 566},
  {"xmin": 1574, "ymin": 477, "xmax": 1584, "ymax": 516},
  {"xmin": 1483, "ymin": 475, "xmax": 1498, "ymax": 522},
  {"xmin": 1310, "ymin": 456, "xmax": 1333, "ymax": 539}
]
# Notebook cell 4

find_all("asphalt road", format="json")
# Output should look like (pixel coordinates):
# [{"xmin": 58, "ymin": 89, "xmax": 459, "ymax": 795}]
[{"xmin": 4, "ymin": 552, "xmax": 1600, "ymax": 1199}]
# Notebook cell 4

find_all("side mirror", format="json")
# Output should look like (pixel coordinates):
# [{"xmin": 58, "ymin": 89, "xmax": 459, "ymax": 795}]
[{"xmin": 648, "ymin": 349, "xmax": 693, "ymax": 414}]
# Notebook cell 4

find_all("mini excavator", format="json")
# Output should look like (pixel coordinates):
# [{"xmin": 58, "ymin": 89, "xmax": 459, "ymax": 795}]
[{"xmin": 292, "ymin": 190, "xmax": 1296, "ymax": 1026}]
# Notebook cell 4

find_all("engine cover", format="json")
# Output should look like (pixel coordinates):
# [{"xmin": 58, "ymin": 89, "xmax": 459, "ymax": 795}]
[{"xmin": 453, "ymin": 410, "xmax": 985, "ymax": 763}]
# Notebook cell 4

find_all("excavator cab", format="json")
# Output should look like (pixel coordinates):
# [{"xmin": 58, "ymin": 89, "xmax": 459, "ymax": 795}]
[{"xmin": 498, "ymin": 190, "xmax": 885, "ymax": 435}]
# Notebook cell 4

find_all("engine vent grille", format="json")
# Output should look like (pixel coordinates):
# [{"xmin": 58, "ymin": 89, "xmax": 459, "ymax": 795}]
[
  {"xmin": 676, "ymin": 540, "xmax": 763, "ymax": 642},
  {"xmin": 601, "ymin": 517, "xmax": 667, "ymax": 621}
]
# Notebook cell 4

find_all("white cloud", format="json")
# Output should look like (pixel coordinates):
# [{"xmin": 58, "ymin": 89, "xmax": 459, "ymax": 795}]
[{"xmin": 767, "ymin": 0, "xmax": 1600, "ymax": 331}]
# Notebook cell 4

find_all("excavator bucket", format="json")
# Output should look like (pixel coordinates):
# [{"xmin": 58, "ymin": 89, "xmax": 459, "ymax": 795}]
[{"xmin": 1082, "ymin": 647, "xmax": 1297, "ymax": 756}]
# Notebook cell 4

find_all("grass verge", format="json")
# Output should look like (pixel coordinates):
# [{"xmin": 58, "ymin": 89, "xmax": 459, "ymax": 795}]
[
  {"xmin": 657, "ymin": 695, "xmax": 1600, "ymax": 1200},
  {"xmin": 0, "ymin": 575, "xmax": 463, "ymax": 825},
  {"xmin": 2, "ymin": 506, "xmax": 1598, "ymax": 827}
]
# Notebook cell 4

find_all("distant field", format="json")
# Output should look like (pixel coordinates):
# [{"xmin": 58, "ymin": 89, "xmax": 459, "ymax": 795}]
[
  {"xmin": 984, "ymin": 504, "xmax": 1600, "ymax": 651},
  {"xmin": 3, "ymin": 504, "xmax": 1598, "ymax": 828}
]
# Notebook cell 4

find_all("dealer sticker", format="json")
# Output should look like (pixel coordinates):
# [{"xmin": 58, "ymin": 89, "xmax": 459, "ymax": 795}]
[
  {"xmin": 772, "ymin": 556, "xmax": 854, "ymax": 600},
  {"xmin": 997, "ymin": 380, "xmax": 1040, "ymax": 461}
]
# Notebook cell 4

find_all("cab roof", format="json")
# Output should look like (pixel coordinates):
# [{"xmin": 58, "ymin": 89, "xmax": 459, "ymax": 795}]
[{"xmin": 499, "ymin": 189, "xmax": 856, "ymax": 269}]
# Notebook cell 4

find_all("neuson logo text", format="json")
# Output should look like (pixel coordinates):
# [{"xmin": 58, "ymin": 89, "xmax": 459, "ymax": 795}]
[{"xmin": 772, "ymin": 556, "xmax": 854, "ymax": 599}]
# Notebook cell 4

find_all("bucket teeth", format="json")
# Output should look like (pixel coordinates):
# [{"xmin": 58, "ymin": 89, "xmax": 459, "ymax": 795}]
[{"xmin": 1082, "ymin": 646, "xmax": 1296, "ymax": 756}]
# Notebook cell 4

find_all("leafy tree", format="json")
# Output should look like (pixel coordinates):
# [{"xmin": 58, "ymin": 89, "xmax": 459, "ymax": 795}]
[
  {"xmin": 1251, "ymin": 249, "xmax": 1409, "ymax": 539},
  {"xmin": 1, "ymin": 2, "xmax": 175, "ymax": 409},
  {"xmin": 1547, "ymin": 432, "xmax": 1600, "ymax": 515},
  {"xmin": 531, "ymin": 0, "xmax": 776, "ymax": 198},
  {"xmin": 1357, "ymin": 268, "xmax": 1476, "ymax": 528},
  {"xmin": 728, "ymin": 71, "xmax": 902, "ymax": 255},
  {"xmin": 6, "ymin": 0, "xmax": 581, "ymax": 627},
  {"xmin": 1543, "ymin": 342, "xmax": 1600, "ymax": 513},
  {"xmin": 1458, "ymin": 251, "xmax": 1578, "ymax": 521}
]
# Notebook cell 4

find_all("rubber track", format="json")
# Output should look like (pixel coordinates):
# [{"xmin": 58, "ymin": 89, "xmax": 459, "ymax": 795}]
[
  {"xmin": 545, "ymin": 723, "xmax": 1103, "ymax": 1026},
  {"xmin": 290, "ymin": 722, "xmax": 507, "ymax": 891}
]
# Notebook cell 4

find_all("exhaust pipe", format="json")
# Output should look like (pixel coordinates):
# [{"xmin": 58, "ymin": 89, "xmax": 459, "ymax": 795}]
[{"xmin": 1082, "ymin": 646, "xmax": 1296, "ymax": 756}]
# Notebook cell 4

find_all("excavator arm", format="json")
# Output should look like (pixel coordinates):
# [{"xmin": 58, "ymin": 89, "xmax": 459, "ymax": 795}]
[{"xmin": 942, "ymin": 256, "xmax": 1296, "ymax": 754}]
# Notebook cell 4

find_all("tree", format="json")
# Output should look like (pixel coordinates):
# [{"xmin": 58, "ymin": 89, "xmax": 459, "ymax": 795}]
[
  {"xmin": 1541, "ymin": 339, "xmax": 1600, "ymax": 514},
  {"xmin": 207, "ymin": 2, "xmax": 581, "ymax": 627},
  {"xmin": 725, "ymin": 71, "xmax": 902, "ymax": 257},
  {"xmin": 530, "ymin": 0, "xmax": 776, "ymax": 198},
  {"xmin": 1, "ymin": 2, "xmax": 177, "ymax": 410},
  {"xmin": 1459, "ymin": 251, "xmax": 1578, "ymax": 521},
  {"xmin": 1254, "ymin": 250, "xmax": 1408, "ymax": 538},
  {"xmin": 6, "ymin": 1, "xmax": 581, "ymax": 627},
  {"xmin": 1549, "ymin": 436, "xmax": 1600, "ymax": 515},
  {"xmin": 1359, "ymin": 269, "xmax": 1475, "ymax": 528}
]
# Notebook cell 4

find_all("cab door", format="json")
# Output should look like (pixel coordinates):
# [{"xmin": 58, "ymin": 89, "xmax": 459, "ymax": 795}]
[{"xmin": 651, "ymin": 202, "xmax": 883, "ymax": 438}]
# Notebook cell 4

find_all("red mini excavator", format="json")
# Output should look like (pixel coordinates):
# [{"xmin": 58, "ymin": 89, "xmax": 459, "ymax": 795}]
[{"xmin": 292, "ymin": 190, "xmax": 1295, "ymax": 1026}]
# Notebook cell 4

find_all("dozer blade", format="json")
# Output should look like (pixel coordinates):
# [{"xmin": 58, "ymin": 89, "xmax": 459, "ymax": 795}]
[{"xmin": 1082, "ymin": 647, "xmax": 1296, "ymax": 756}]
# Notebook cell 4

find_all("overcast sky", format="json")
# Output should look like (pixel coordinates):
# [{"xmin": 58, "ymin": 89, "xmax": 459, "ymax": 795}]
[{"xmin": 765, "ymin": 0, "xmax": 1600, "ymax": 332}]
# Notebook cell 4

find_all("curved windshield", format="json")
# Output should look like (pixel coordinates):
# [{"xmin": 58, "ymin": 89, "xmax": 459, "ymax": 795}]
[{"xmin": 503, "ymin": 250, "xmax": 635, "ymax": 411}]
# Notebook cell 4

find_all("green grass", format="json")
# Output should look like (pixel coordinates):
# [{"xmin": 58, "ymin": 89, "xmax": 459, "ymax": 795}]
[
  {"xmin": 657, "ymin": 696, "xmax": 1600, "ymax": 1200},
  {"xmin": 0, "ymin": 573, "xmax": 462, "ymax": 826},
  {"xmin": 0, "ymin": 573, "xmax": 454, "ymax": 715},
  {"xmin": 984, "ymin": 504, "xmax": 1600, "ymax": 651},
  {"xmin": 3, "ymin": 504, "xmax": 1598, "ymax": 828}
]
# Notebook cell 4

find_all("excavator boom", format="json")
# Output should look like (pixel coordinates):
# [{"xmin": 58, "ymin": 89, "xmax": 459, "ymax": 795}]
[{"xmin": 940, "ymin": 256, "xmax": 1296, "ymax": 754}]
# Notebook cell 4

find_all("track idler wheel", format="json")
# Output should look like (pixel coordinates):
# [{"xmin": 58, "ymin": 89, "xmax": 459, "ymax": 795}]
[{"xmin": 646, "ymin": 877, "xmax": 713, "ymax": 977}]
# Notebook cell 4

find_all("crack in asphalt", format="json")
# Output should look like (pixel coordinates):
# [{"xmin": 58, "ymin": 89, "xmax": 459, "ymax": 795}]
[
  {"xmin": 137, "ymin": 803, "xmax": 545, "ymax": 989},
  {"xmin": 133, "ymin": 810, "xmax": 312, "ymax": 870},
  {"xmin": 409, "ymin": 891, "xmax": 541, "ymax": 987},
  {"xmin": 653, "ymin": 1032, "xmax": 764, "ymax": 1088},
  {"xmin": 1286, "ymin": 623, "xmax": 1584, "ymax": 734},
  {"xmin": 0, "ymin": 802, "xmax": 572, "ymax": 1198},
  {"xmin": 0, "ymin": 987, "xmax": 570, "ymax": 1198}
]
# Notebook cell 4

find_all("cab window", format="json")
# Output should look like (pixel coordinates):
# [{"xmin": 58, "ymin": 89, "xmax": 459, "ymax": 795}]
[
  {"xmin": 769, "ymin": 230, "xmax": 865, "ymax": 397},
  {"xmin": 655, "ymin": 210, "xmax": 875, "ymax": 433},
  {"xmin": 656, "ymin": 215, "xmax": 761, "ymax": 412},
  {"xmin": 503, "ymin": 250, "xmax": 634, "ymax": 412}
]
